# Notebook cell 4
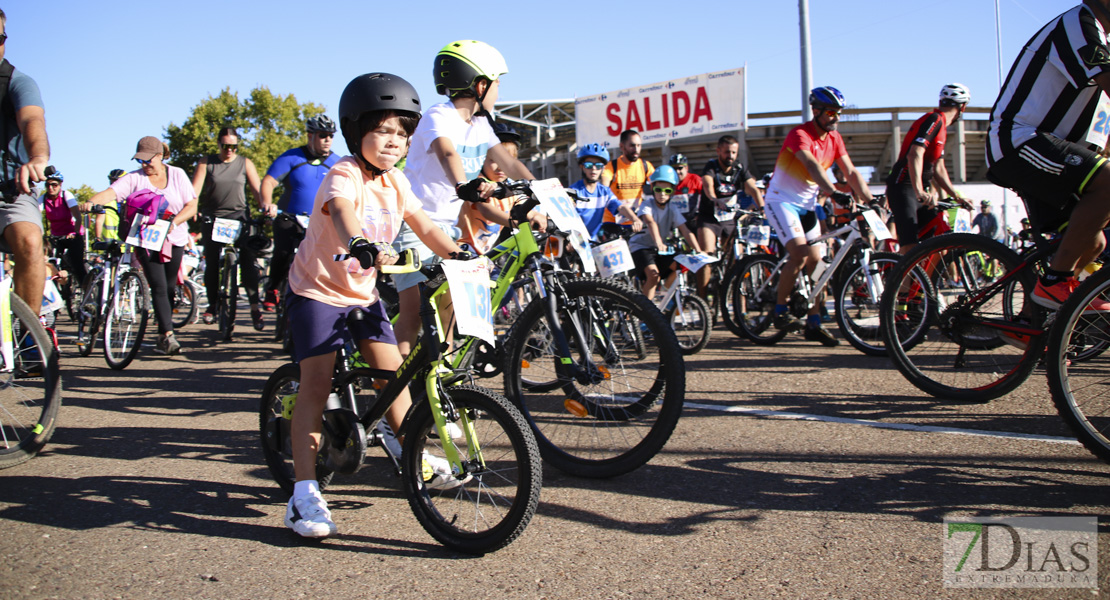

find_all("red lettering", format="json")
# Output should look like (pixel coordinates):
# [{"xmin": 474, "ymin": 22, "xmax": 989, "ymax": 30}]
[
  {"xmin": 626, "ymin": 100, "xmax": 644, "ymax": 132},
  {"xmin": 661, "ymin": 93, "xmax": 670, "ymax": 128},
  {"xmin": 606, "ymin": 103, "xmax": 622, "ymax": 137},
  {"xmin": 643, "ymin": 98, "xmax": 661, "ymax": 131},
  {"xmin": 692, "ymin": 87, "xmax": 714, "ymax": 123},
  {"xmin": 672, "ymin": 91, "xmax": 691, "ymax": 126}
]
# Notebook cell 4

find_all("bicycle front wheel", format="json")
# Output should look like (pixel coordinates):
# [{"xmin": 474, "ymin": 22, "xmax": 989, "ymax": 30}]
[
  {"xmin": 217, "ymin": 254, "xmax": 238, "ymax": 341},
  {"xmin": 503, "ymin": 276, "xmax": 685, "ymax": 478},
  {"xmin": 103, "ymin": 270, "xmax": 150, "ymax": 370},
  {"xmin": 172, "ymin": 279, "xmax": 200, "ymax": 329},
  {"xmin": 665, "ymin": 291, "xmax": 712, "ymax": 355},
  {"xmin": 0, "ymin": 294, "xmax": 62, "ymax": 469},
  {"xmin": 731, "ymin": 254, "xmax": 788, "ymax": 345},
  {"xmin": 75, "ymin": 268, "xmax": 105, "ymax": 357},
  {"xmin": 403, "ymin": 385, "xmax": 541, "ymax": 554},
  {"xmin": 1046, "ymin": 266, "xmax": 1110, "ymax": 463},
  {"xmin": 258, "ymin": 363, "xmax": 334, "ymax": 495},
  {"xmin": 833, "ymin": 251, "xmax": 901, "ymax": 357},
  {"xmin": 878, "ymin": 233, "xmax": 1036, "ymax": 401}
]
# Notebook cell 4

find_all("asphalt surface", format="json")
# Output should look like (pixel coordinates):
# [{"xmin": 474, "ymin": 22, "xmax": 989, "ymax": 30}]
[{"xmin": 1, "ymin": 312, "xmax": 1108, "ymax": 600}]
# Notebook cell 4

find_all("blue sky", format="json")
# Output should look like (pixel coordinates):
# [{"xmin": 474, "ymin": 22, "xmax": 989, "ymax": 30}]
[{"xmin": 8, "ymin": 0, "xmax": 1078, "ymax": 190}]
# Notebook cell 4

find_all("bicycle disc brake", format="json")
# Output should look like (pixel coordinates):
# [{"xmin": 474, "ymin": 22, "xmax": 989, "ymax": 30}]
[{"xmin": 321, "ymin": 408, "xmax": 367, "ymax": 474}]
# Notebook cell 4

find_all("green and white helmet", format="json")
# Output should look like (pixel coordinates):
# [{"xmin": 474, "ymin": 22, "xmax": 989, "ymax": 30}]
[{"xmin": 433, "ymin": 40, "xmax": 508, "ymax": 97}]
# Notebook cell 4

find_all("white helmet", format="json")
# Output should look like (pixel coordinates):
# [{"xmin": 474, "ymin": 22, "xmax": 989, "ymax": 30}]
[{"xmin": 939, "ymin": 83, "xmax": 970, "ymax": 106}]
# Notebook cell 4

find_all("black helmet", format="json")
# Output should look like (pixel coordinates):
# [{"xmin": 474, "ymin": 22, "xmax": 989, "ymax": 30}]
[
  {"xmin": 339, "ymin": 73, "xmax": 422, "ymax": 169},
  {"xmin": 492, "ymin": 122, "xmax": 521, "ymax": 144},
  {"xmin": 108, "ymin": 168, "xmax": 127, "ymax": 183},
  {"xmin": 668, "ymin": 153, "xmax": 688, "ymax": 167},
  {"xmin": 305, "ymin": 114, "xmax": 337, "ymax": 134}
]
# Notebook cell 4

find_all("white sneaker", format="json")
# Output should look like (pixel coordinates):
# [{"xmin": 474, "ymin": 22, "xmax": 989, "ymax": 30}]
[
  {"xmin": 375, "ymin": 420, "xmax": 403, "ymax": 459},
  {"xmin": 421, "ymin": 451, "xmax": 472, "ymax": 491},
  {"xmin": 284, "ymin": 494, "xmax": 337, "ymax": 538},
  {"xmin": 430, "ymin": 421, "xmax": 464, "ymax": 441}
]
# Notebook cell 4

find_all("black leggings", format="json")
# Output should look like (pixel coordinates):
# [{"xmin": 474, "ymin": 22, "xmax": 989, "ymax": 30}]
[
  {"xmin": 135, "ymin": 245, "xmax": 184, "ymax": 335},
  {"xmin": 266, "ymin": 214, "xmax": 305, "ymax": 296},
  {"xmin": 55, "ymin": 235, "xmax": 88, "ymax": 286}
]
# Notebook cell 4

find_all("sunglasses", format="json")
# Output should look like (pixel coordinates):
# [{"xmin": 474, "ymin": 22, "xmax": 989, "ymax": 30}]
[
  {"xmin": 652, "ymin": 186, "xmax": 674, "ymax": 195},
  {"xmin": 0, "ymin": 33, "xmax": 7, "ymax": 45},
  {"xmin": 581, "ymin": 161, "xmax": 605, "ymax": 169},
  {"xmin": 134, "ymin": 157, "xmax": 153, "ymax": 165},
  {"xmin": 314, "ymin": 133, "xmax": 335, "ymax": 139},
  {"xmin": 820, "ymin": 108, "xmax": 842, "ymax": 118},
  {"xmin": 673, "ymin": 164, "xmax": 688, "ymax": 169},
  {"xmin": 220, "ymin": 143, "xmax": 238, "ymax": 151}
]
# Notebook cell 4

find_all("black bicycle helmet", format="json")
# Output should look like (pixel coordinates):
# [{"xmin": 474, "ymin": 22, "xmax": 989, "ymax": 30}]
[
  {"xmin": 493, "ymin": 122, "xmax": 521, "ymax": 145},
  {"xmin": 668, "ymin": 153, "xmax": 688, "ymax": 167},
  {"xmin": 305, "ymin": 114, "xmax": 337, "ymax": 134},
  {"xmin": 338, "ymin": 73, "xmax": 422, "ymax": 170},
  {"xmin": 108, "ymin": 168, "xmax": 127, "ymax": 183}
]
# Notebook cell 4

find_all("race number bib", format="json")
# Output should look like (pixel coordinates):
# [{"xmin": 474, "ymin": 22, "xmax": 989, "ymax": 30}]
[
  {"xmin": 716, "ymin": 209, "xmax": 737, "ymax": 223},
  {"xmin": 671, "ymin": 193, "xmax": 690, "ymax": 215},
  {"xmin": 41, "ymin": 280, "xmax": 64, "ymax": 316},
  {"xmin": 211, "ymin": 217, "xmax": 242, "ymax": 244},
  {"xmin": 441, "ymin": 258, "xmax": 495, "ymax": 345},
  {"xmin": 125, "ymin": 215, "xmax": 171, "ymax": 251},
  {"xmin": 673, "ymin": 253, "xmax": 718, "ymax": 273},
  {"xmin": 591, "ymin": 238, "xmax": 634, "ymax": 277},
  {"xmin": 533, "ymin": 178, "xmax": 597, "ymax": 273},
  {"xmin": 861, "ymin": 210, "xmax": 893, "ymax": 241},
  {"xmin": 568, "ymin": 230, "xmax": 597, "ymax": 273},
  {"xmin": 294, "ymin": 214, "xmax": 310, "ymax": 230},
  {"xmin": 952, "ymin": 208, "xmax": 972, "ymax": 233},
  {"xmin": 743, "ymin": 225, "xmax": 771, "ymax": 247},
  {"xmin": 1087, "ymin": 92, "xmax": 1110, "ymax": 148}
]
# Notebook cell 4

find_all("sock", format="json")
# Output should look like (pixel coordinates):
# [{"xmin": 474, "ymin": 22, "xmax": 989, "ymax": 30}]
[
  {"xmin": 774, "ymin": 304, "xmax": 788, "ymax": 315},
  {"xmin": 293, "ymin": 479, "xmax": 320, "ymax": 500},
  {"xmin": 1040, "ymin": 268, "xmax": 1072, "ymax": 287},
  {"xmin": 807, "ymin": 314, "xmax": 821, "ymax": 329}
]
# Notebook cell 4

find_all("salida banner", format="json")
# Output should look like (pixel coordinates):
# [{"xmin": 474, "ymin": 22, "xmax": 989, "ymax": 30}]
[{"xmin": 574, "ymin": 68, "xmax": 746, "ymax": 149}]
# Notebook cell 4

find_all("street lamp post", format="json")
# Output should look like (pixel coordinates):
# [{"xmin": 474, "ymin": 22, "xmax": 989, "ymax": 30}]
[{"xmin": 799, "ymin": 0, "xmax": 813, "ymax": 122}]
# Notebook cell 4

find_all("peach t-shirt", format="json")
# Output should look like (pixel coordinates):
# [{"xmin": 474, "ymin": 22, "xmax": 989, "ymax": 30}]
[{"xmin": 288, "ymin": 157, "xmax": 421, "ymax": 307}]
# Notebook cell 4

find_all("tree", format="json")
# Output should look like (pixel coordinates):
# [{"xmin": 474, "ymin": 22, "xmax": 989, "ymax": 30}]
[
  {"xmin": 164, "ymin": 86, "xmax": 327, "ymax": 213},
  {"xmin": 68, "ymin": 184, "xmax": 95, "ymax": 203}
]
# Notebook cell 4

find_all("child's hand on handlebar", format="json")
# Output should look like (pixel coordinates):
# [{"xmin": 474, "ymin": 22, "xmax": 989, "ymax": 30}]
[{"xmin": 631, "ymin": 218, "xmax": 644, "ymax": 233}]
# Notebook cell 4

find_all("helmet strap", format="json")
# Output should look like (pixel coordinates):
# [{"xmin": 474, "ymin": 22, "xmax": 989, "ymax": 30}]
[{"xmin": 354, "ymin": 153, "xmax": 388, "ymax": 179}]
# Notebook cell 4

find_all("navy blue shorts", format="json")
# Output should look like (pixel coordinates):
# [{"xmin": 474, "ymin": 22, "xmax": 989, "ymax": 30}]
[{"xmin": 286, "ymin": 293, "xmax": 397, "ymax": 363}]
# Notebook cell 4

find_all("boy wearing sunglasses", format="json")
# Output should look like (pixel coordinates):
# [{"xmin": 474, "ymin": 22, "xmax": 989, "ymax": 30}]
[
  {"xmin": 569, "ymin": 144, "xmax": 642, "ymax": 240},
  {"xmin": 629, "ymin": 166, "xmax": 701, "ymax": 300}
]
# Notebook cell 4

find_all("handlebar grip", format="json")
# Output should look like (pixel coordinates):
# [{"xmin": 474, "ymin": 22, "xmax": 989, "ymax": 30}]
[{"xmin": 378, "ymin": 248, "xmax": 421, "ymax": 274}]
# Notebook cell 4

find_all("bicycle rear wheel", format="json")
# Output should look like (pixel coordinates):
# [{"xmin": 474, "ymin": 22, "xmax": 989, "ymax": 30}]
[
  {"xmin": 0, "ymin": 294, "xmax": 62, "ymax": 469},
  {"xmin": 1046, "ymin": 266, "xmax": 1110, "ymax": 463},
  {"xmin": 665, "ymin": 291, "xmax": 711, "ymax": 355},
  {"xmin": 503, "ymin": 276, "xmax": 685, "ymax": 478},
  {"xmin": 103, "ymin": 270, "xmax": 150, "ymax": 370},
  {"xmin": 731, "ymin": 254, "xmax": 788, "ymax": 345},
  {"xmin": 75, "ymin": 268, "xmax": 104, "ymax": 357},
  {"xmin": 833, "ymin": 251, "xmax": 901, "ymax": 357},
  {"xmin": 172, "ymin": 279, "xmax": 200, "ymax": 329},
  {"xmin": 878, "ymin": 233, "xmax": 1036, "ymax": 401},
  {"xmin": 259, "ymin": 363, "xmax": 335, "ymax": 495},
  {"xmin": 217, "ymin": 253, "xmax": 238, "ymax": 342},
  {"xmin": 402, "ymin": 384, "xmax": 540, "ymax": 554}
]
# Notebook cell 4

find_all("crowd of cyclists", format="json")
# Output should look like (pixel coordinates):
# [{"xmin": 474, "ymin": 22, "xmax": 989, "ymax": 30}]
[{"xmin": 11, "ymin": 0, "xmax": 1110, "ymax": 543}]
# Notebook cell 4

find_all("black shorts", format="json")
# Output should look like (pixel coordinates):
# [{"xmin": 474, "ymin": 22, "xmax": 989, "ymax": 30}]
[
  {"xmin": 693, "ymin": 218, "xmax": 737, "ymax": 239},
  {"xmin": 631, "ymin": 247, "xmax": 676, "ymax": 281},
  {"xmin": 988, "ymin": 132, "xmax": 1104, "ymax": 229},
  {"xmin": 886, "ymin": 183, "xmax": 942, "ymax": 245}
]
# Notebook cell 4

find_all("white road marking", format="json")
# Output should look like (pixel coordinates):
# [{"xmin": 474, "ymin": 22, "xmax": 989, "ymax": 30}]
[{"xmin": 685, "ymin": 402, "xmax": 1081, "ymax": 445}]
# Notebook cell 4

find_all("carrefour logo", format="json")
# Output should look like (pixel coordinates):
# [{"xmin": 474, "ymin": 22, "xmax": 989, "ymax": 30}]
[
  {"xmin": 670, "ymin": 130, "xmax": 680, "ymax": 137},
  {"xmin": 667, "ymin": 82, "xmax": 676, "ymax": 89},
  {"xmin": 600, "ymin": 94, "xmax": 608, "ymax": 101}
]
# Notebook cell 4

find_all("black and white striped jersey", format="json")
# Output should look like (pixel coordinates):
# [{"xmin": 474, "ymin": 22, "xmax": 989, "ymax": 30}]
[{"xmin": 987, "ymin": 4, "xmax": 1110, "ymax": 164}]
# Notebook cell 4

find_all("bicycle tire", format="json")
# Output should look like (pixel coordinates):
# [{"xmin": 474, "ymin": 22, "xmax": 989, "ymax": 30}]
[
  {"xmin": 217, "ymin": 252, "xmax": 237, "ymax": 342},
  {"xmin": 63, "ymin": 275, "xmax": 82, "ymax": 322},
  {"xmin": 718, "ymin": 263, "xmax": 747, "ymax": 338},
  {"xmin": 502, "ymin": 276, "xmax": 685, "ymax": 478},
  {"xmin": 833, "ymin": 251, "xmax": 901, "ymax": 357},
  {"xmin": 103, "ymin": 270, "xmax": 150, "ymax": 370},
  {"xmin": 258, "ymin": 363, "xmax": 335, "ymax": 496},
  {"xmin": 731, "ymin": 254, "xmax": 789, "ymax": 345},
  {"xmin": 1046, "ymin": 266, "xmax": 1110, "ymax": 463},
  {"xmin": 172, "ymin": 279, "xmax": 200, "ymax": 330},
  {"xmin": 75, "ymin": 268, "xmax": 105, "ymax": 357},
  {"xmin": 665, "ymin": 291, "xmax": 712, "ymax": 355},
  {"xmin": 0, "ymin": 293, "xmax": 63, "ymax": 469},
  {"xmin": 402, "ymin": 384, "xmax": 540, "ymax": 554},
  {"xmin": 878, "ymin": 233, "xmax": 1037, "ymax": 402}
]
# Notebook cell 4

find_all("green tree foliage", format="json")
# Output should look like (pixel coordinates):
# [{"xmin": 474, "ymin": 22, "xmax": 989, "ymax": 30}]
[
  {"xmin": 164, "ymin": 86, "xmax": 327, "ymax": 209},
  {"xmin": 67, "ymin": 184, "xmax": 95, "ymax": 203}
]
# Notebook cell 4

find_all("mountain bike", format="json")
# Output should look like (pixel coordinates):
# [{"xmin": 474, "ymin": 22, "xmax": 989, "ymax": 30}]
[
  {"xmin": 205, "ymin": 216, "xmax": 268, "ymax": 342},
  {"xmin": 260, "ymin": 252, "xmax": 541, "ymax": 554},
  {"xmin": 718, "ymin": 209, "xmax": 782, "ymax": 338},
  {"xmin": 729, "ymin": 200, "xmax": 900, "ymax": 355},
  {"xmin": 0, "ymin": 251, "xmax": 63, "ymax": 468},
  {"xmin": 74, "ymin": 236, "xmax": 152, "ymax": 370}
]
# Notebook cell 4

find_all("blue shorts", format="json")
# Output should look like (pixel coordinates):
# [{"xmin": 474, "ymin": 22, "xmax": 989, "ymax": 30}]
[{"xmin": 286, "ymin": 293, "xmax": 396, "ymax": 363}]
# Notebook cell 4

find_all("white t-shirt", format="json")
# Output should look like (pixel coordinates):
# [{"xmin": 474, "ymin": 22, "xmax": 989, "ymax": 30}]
[{"xmin": 403, "ymin": 101, "xmax": 500, "ymax": 227}]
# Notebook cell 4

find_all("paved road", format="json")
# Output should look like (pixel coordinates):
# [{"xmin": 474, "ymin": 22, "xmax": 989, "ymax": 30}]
[{"xmin": 1, "ymin": 315, "xmax": 1107, "ymax": 600}]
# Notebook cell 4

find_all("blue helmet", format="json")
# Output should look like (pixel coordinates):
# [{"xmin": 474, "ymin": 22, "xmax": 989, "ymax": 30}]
[
  {"xmin": 649, "ymin": 165, "xmax": 679, "ymax": 186},
  {"xmin": 809, "ymin": 86, "xmax": 845, "ymax": 109},
  {"xmin": 577, "ymin": 143, "xmax": 609, "ymax": 163},
  {"xmin": 45, "ymin": 167, "xmax": 63, "ymax": 182}
]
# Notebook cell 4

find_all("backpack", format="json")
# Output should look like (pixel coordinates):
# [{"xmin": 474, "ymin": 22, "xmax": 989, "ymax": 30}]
[
  {"xmin": 609, "ymin": 157, "xmax": 651, "ymax": 187},
  {"xmin": 121, "ymin": 188, "xmax": 170, "ymax": 228}
]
